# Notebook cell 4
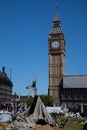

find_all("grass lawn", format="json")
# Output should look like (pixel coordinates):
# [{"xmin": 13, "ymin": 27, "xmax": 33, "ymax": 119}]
[{"xmin": 57, "ymin": 117, "xmax": 86, "ymax": 130}]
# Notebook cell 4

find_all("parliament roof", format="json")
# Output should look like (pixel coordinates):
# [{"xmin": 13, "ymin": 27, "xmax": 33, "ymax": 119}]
[{"xmin": 63, "ymin": 75, "xmax": 87, "ymax": 88}]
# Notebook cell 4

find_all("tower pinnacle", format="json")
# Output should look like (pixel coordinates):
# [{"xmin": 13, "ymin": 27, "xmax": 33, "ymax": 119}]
[
  {"xmin": 53, "ymin": 5, "xmax": 60, "ymax": 22},
  {"xmin": 50, "ymin": 6, "xmax": 62, "ymax": 34}
]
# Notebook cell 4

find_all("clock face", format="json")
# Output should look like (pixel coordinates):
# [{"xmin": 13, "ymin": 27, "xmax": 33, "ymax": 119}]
[{"xmin": 51, "ymin": 41, "xmax": 59, "ymax": 49}]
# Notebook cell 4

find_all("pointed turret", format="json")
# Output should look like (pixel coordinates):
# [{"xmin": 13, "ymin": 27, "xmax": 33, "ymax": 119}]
[
  {"xmin": 53, "ymin": 6, "xmax": 60, "ymax": 22},
  {"xmin": 50, "ymin": 6, "xmax": 62, "ymax": 34}
]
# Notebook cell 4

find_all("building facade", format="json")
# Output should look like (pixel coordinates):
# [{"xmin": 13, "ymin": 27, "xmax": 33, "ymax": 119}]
[
  {"xmin": 48, "ymin": 8, "xmax": 87, "ymax": 109},
  {"xmin": 0, "ymin": 67, "xmax": 13, "ymax": 104},
  {"xmin": 60, "ymin": 75, "xmax": 87, "ymax": 108}
]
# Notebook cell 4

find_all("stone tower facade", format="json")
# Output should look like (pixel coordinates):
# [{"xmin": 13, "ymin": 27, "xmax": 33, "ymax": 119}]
[{"xmin": 48, "ymin": 8, "xmax": 66, "ymax": 105}]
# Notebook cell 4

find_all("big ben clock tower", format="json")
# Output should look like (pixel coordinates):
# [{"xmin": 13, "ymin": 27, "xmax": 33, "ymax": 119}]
[{"xmin": 48, "ymin": 7, "xmax": 66, "ymax": 105}]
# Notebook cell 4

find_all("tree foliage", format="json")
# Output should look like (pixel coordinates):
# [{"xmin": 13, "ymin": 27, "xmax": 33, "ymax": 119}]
[
  {"xmin": 21, "ymin": 95, "xmax": 53, "ymax": 107},
  {"xmin": 40, "ymin": 94, "xmax": 53, "ymax": 106},
  {"xmin": 21, "ymin": 97, "xmax": 33, "ymax": 106}
]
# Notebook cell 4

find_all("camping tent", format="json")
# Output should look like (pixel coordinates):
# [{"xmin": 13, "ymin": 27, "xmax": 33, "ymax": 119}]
[{"xmin": 7, "ymin": 96, "xmax": 57, "ymax": 129}]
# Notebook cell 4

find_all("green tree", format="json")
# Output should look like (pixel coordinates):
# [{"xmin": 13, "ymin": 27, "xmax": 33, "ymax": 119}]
[
  {"xmin": 40, "ymin": 94, "xmax": 53, "ymax": 106},
  {"xmin": 21, "ymin": 95, "xmax": 54, "ymax": 107},
  {"xmin": 21, "ymin": 97, "xmax": 33, "ymax": 106}
]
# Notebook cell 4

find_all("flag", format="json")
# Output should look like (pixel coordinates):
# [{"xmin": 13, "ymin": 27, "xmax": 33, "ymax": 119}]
[
  {"xmin": 26, "ymin": 85, "xmax": 32, "ymax": 89},
  {"xmin": 26, "ymin": 77, "xmax": 36, "ymax": 89},
  {"xmin": 32, "ymin": 79, "xmax": 36, "ymax": 88}
]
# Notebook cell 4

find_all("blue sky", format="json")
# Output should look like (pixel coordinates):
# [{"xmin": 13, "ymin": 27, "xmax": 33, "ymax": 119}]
[{"xmin": 0, "ymin": 0, "xmax": 87, "ymax": 96}]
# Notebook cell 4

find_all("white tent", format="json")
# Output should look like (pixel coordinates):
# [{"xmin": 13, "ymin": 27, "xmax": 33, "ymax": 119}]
[{"xmin": 46, "ymin": 106, "xmax": 62, "ymax": 114}]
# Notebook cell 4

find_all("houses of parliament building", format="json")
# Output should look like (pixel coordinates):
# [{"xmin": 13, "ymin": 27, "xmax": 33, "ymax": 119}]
[
  {"xmin": 0, "ymin": 67, "xmax": 13, "ymax": 104},
  {"xmin": 48, "ymin": 8, "xmax": 87, "ymax": 110}
]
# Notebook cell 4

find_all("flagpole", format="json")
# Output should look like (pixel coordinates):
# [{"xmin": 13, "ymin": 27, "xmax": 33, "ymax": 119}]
[{"xmin": 32, "ymin": 87, "xmax": 37, "ymax": 98}]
